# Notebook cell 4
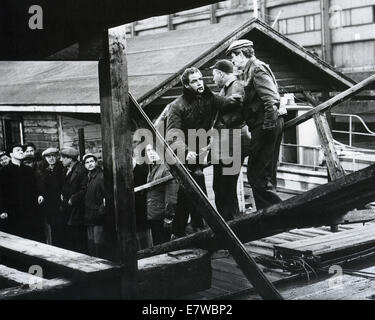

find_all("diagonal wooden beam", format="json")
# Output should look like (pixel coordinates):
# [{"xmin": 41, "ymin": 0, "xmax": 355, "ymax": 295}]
[
  {"xmin": 285, "ymin": 74, "xmax": 375, "ymax": 130},
  {"xmin": 138, "ymin": 162, "xmax": 375, "ymax": 259},
  {"xmin": 130, "ymin": 94, "xmax": 283, "ymax": 300}
]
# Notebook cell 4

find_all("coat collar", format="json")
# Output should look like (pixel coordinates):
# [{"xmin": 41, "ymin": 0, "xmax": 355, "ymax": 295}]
[{"xmin": 182, "ymin": 85, "xmax": 213, "ymax": 104}]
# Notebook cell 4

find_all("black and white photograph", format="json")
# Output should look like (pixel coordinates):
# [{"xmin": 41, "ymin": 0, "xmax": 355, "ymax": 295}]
[{"xmin": 0, "ymin": 0, "xmax": 375, "ymax": 307}]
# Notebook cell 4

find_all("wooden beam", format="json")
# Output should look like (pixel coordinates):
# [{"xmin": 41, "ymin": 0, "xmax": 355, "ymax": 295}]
[
  {"xmin": 285, "ymin": 74, "xmax": 375, "ymax": 130},
  {"xmin": 320, "ymin": 0, "xmax": 332, "ymax": 64},
  {"xmin": 131, "ymin": 94, "xmax": 283, "ymax": 300},
  {"xmin": 303, "ymin": 91, "xmax": 345, "ymax": 232},
  {"xmin": 303, "ymin": 91, "xmax": 345, "ymax": 180},
  {"xmin": 0, "ymin": 234, "xmax": 210, "ymax": 300},
  {"xmin": 138, "ymin": 162, "xmax": 375, "ymax": 258},
  {"xmin": 98, "ymin": 27, "xmax": 138, "ymax": 299},
  {"xmin": 138, "ymin": 19, "xmax": 258, "ymax": 108},
  {"xmin": 134, "ymin": 174, "xmax": 174, "ymax": 193},
  {"xmin": 78, "ymin": 128, "xmax": 85, "ymax": 160},
  {"xmin": 210, "ymin": 4, "xmax": 218, "ymax": 24}
]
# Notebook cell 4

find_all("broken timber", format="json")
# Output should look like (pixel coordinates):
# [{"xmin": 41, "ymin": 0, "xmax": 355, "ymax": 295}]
[
  {"xmin": 303, "ymin": 90, "xmax": 346, "ymax": 232},
  {"xmin": 0, "ymin": 233, "xmax": 211, "ymax": 299},
  {"xmin": 138, "ymin": 162, "xmax": 375, "ymax": 259},
  {"xmin": 285, "ymin": 74, "xmax": 375, "ymax": 129},
  {"xmin": 131, "ymin": 94, "xmax": 283, "ymax": 300}
]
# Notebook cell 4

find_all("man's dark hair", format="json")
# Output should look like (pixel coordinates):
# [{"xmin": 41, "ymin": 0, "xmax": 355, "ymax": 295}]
[
  {"xmin": 0, "ymin": 151, "xmax": 9, "ymax": 158},
  {"xmin": 232, "ymin": 46, "xmax": 255, "ymax": 58},
  {"xmin": 181, "ymin": 67, "xmax": 202, "ymax": 86},
  {"xmin": 23, "ymin": 142, "xmax": 36, "ymax": 152},
  {"xmin": 9, "ymin": 143, "xmax": 23, "ymax": 154}
]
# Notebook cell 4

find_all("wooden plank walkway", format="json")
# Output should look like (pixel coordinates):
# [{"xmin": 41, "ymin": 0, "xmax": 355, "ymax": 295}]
[
  {"xmin": 240, "ymin": 258, "xmax": 375, "ymax": 300},
  {"xmin": 180, "ymin": 223, "xmax": 361, "ymax": 300},
  {"xmin": 275, "ymin": 223, "xmax": 375, "ymax": 266}
]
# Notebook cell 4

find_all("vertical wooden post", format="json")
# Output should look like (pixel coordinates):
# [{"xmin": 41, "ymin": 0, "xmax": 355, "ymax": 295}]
[
  {"xmin": 303, "ymin": 91, "xmax": 345, "ymax": 232},
  {"xmin": 167, "ymin": 15, "xmax": 174, "ymax": 30},
  {"xmin": 98, "ymin": 27, "xmax": 138, "ymax": 299},
  {"xmin": 78, "ymin": 128, "xmax": 85, "ymax": 160},
  {"xmin": 320, "ymin": 0, "xmax": 333, "ymax": 64},
  {"xmin": 260, "ymin": 0, "xmax": 268, "ymax": 23},
  {"xmin": 210, "ymin": 4, "xmax": 218, "ymax": 24}
]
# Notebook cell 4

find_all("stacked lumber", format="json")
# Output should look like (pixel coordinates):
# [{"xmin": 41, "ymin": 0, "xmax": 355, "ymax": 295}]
[{"xmin": 274, "ymin": 224, "xmax": 375, "ymax": 267}]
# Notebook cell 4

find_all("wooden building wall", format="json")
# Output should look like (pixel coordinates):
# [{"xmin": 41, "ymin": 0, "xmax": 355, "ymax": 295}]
[
  {"xmin": 59, "ymin": 114, "xmax": 102, "ymax": 159},
  {"xmin": 23, "ymin": 114, "xmax": 60, "ymax": 150}
]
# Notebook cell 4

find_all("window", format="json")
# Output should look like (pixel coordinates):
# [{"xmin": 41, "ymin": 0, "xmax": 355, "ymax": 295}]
[
  {"xmin": 305, "ymin": 15, "xmax": 315, "ymax": 31},
  {"xmin": 351, "ymin": 7, "xmax": 373, "ymax": 25},
  {"xmin": 278, "ymin": 19, "xmax": 287, "ymax": 34},
  {"xmin": 340, "ymin": 6, "xmax": 374, "ymax": 27},
  {"xmin": 1, "ymin": 119, "xmax": 24, "ymax": 151},
  {"xmin": 287, "ymin": 17, "xmax": 305, "ymax": 34}
]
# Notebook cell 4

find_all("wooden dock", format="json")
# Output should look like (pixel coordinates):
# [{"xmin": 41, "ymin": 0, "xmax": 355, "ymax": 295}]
[{"xmin": 181, "ymin": 223, "xmax": 364, "ymax": 300}]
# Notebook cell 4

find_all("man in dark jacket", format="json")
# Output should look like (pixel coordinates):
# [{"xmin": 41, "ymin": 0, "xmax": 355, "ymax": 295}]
[
  {"xmin": 166, "ymin": 67, "xmax": 241, "ymax": 237},
  {"xmin": 227, "ymin": 40, "xmax": 285, "ymax": 210},
  {"xmin": 83, "ymin": 153, "xmax": 105, "ymax": 257},
  {"xmin": 0, "ymin": 144, "xmax": 41, "ymax": 240},
  {"xmin": 211, "ymin": 59, "xmax": 251, "ymax": 221},
  {"xmin": 60, "ymin": 147, "xmax": 87, "ymax": 253},
  {"xmin": 38, "ymin": 147, "xmax": 64, "ymax": 247}
]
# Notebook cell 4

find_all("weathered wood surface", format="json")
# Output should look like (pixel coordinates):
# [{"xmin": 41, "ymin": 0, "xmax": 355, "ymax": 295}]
[
  {"xmin": 98, "ymin": 27, "xmax": 138, "ymax": 298},
  {"xmin": 303, "ymin": 90, "xmax": 345, "ymax": 232},
  {"xmin": 0, "ymin": 278, "xmax": 72, "ymax": 300},
  {"xmin": 285, "ymin": 74, "xmax": 375, "ymax": 129},
  {"xmin": 275, "ymin": 224, "xmax": 375, "ymax": 261},
  {"xmin": 303, "ymin": 91, "xmax": 345, "ymax": 181},
  {"xmin": 0, "ymin": 232, "xmax": 120, "ymax": 280},
  {"xmin": 134, "ymin": 174, "xmax": 174, "ymax": 193},
  {"xmin": 0, "ymin": 233, "xmax": 211, "ymax": 299},
  {"xmin": 132, "ymin": 94, "xmax": 283, "ymax": 300},
  {"xmin": 243, "ymin": 265, "xmax": 375, "ymax": 300},
  {"xmin": 138, "ymin": 249, "xmax": 211, "ymax": 299},
  {"xmin": 138, "ymin": 163, "xmax": 375, "ymax": 259}
]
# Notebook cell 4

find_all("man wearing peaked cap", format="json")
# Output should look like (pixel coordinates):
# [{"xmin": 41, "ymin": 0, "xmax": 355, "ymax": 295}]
[
  {"xmin": 211, "ymin": 59, "xmax": 251, "ymax": 222},
  {"xmin": 226, "ymin": 38, "xmax": 285, "ymax": 210},
  {"xmin": 60, "ymin": 147, "xmax": 79, "ymax": 159},
  {"xmin": 60, "ymin": 146, "xmax": 87, "ymax": 253},
  {"xmin": 42, "ymin": 147, "xmax": 59, "ymax": 157},
  {"xmin": 226, "ymin": 39, "xmax": 253, "ymax": 55}
]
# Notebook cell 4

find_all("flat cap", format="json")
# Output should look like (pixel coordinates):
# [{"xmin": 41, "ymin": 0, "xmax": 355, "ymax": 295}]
[
  {"xmin": 82, "ymin": 153, "xmax": 97, "ymax": 162},
  {"xmin": 0, "ymin": 151, "xmax": 9, "ymax": 158},
  {"xmin": 210, "ymin": 59, "xmax": 233, "ymax": 74},
  {"xmin": 42, "ymin": 147, "xmax": 59, "ymax": 157},
  {"xmin": 226, "ymin": 39, "xmax": 253, "ymax": 54},
  {"xmin": 60, "ymin": 147, "xmax": 79, "ymax": 159}
]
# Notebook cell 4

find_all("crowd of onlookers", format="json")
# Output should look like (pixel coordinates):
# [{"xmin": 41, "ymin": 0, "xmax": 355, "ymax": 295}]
[{"xmin": 0, "ymin": 140, "xmax": 178, "ymax": 259}]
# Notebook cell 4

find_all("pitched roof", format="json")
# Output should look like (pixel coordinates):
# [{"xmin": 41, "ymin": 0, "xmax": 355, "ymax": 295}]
[{"xmin": 0, "ymin": 18, "xmax": 356, "ymax": 113}]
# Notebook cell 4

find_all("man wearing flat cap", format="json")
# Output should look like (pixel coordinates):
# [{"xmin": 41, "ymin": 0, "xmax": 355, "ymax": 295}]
[
  {"xmin": 60, "ymin": 147, "xmax": 87, "ymax": 253},
  {"xmin": 38, "ymin": 147, "xmax": 65, "ymax": 246},
  {"xmin": 211, "ymin": 59, "xmax": 251, "ymax": 221},
  {"xmin": 227, "ymin": 39, "xmax": 284, "ymax": 210}
]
